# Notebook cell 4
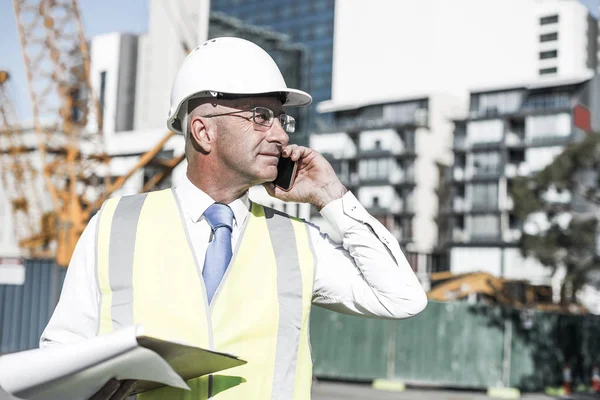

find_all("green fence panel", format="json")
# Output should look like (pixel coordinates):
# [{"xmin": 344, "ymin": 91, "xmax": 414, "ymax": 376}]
[
  {"xmin": 392, "ymin": 302, "xmax": 505, "ymax": 388},
  {"xmin": 310, "ymin": 306, "xmax": 391, "ymax": 380},
  {"xmin": 310, "ymin": 301, "xmax": 600, "ymax": 391}
]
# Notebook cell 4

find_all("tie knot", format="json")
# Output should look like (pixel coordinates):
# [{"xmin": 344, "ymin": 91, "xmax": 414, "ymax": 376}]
[{"xmin": 203, "ymin": 203, "xmax": 234, "ymax": 231}]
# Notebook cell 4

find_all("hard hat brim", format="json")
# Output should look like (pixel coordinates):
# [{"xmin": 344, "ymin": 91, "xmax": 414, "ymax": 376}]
[{"xmin": 167, "ymin": 88, "xmax": 312, "ymax": 134}]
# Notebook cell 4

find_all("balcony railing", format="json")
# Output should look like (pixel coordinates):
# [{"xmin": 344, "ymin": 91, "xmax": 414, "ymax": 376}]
[
  {"xmin": 470, "ymin": 233, "xmax": 502, "ymax": 242},
  {"xmin": 472, "ymin": 167, "xmax": 502, "ymax": 178},
  {"xmin": 526, "ymin": 135, "xmax": 571, "ymax": 147},
  {"xmin": 359, "ymin": 174, "xmax": 416, "ymax": 186},
  {"xmin": 470, "ymin": 202, "xmax": 500, "ymax": 212},
  {"xmin": 358, "ymin": 147, "xmax": 416, "ymax": 159}
]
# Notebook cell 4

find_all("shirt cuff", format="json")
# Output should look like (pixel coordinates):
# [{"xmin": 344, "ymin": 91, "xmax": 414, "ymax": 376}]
[{"xmin": 320, "ymin": 191, "xmax": 370, "ymax": 237}]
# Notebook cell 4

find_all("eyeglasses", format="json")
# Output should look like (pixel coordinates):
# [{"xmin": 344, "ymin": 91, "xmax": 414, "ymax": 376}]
[{"xmin": 202, "ymin": 106, "xmax": 296, "ymax": 134}]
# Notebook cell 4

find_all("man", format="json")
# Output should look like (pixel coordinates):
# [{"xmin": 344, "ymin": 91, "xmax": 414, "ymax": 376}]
[{"xmin": 41, "ymin": 37, "xmax": 427, "ymax": 399}]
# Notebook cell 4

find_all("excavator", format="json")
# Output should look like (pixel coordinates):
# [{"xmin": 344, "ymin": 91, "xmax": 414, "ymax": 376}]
[
  {"xmin": 2, "ymin": 0, "xmax": 185, "ymax": 266},
  {"xmin": 428, "ymin": 271, "xmax": 588, "ymax": 314}
]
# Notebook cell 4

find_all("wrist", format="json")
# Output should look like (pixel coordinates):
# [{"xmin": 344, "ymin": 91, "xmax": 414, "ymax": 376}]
[{"xmin": 313, "ymin": 181, "xmax": 348, "ymax": 210}]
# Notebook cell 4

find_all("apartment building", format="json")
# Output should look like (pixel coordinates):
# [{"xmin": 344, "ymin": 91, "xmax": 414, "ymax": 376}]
[
  {"xmin": 311, "ymin": 94, "xmax": 461, "ymax": 274},
  {"xmin": 446, "ymin": 76, "xmax": 597, "ymax": 285}
]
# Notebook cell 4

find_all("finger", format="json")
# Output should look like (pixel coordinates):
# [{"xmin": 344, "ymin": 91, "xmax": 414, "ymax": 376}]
[
  {"xmin": 109, "ymin": 380, "xmax": 137, "ymax": 400},
  {"xmin": 90, "ymin": 378, "xmax": 120, "ymax": 400},
  {"xmin": 282, "ymin": 144, "xmax": 298, "ymax": 158},
  {"xmin": 291, "ymin": 146, "xmax": 313, "ymax": 162}
]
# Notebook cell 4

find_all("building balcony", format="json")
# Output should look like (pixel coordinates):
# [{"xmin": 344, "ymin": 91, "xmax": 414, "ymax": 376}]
[
  {"xmin": 453, "ymin": 167, "xmax": 466, "ymax": 181},
  {"xmin": 470, "ymin": 141, "xmax": 503, "ymax": 151},
  {"xmin": 502, "ymin": 229, "xmax": 521, "ymax": 243},
  {"xmin": 358, "ymin": 148, "xmax": 416, "ymax": 159},
  {"xmin": 504, "ymin": 163, "xmax": 531, "ymax": 178},
  {"xmin": 525, "ymin": 135, "xmax": 571, "ymax": 147},
  {"xmin": 469, "ymin": 233, "xmax": 503, "ymax": 243},
  {"xmin": 505, "ymin": 132, "xmax": 525, "ymax": 147},
  {"xmin": 360, "ymin": 174, "xmax": 416, "ymax": 187},
  {"xmin": 503, "ymin": 196, "xmax": 514, "ymax": 211},
  {"xmin": 368, "ymin": 204, "xmax": 414, "ymax": 217},
  {"xmin": 470, "ymin": 202, "xmax": 500, "ymax": 213},
  {"xmin": 451, "ymin": 228, "xmax": 469, "ymax": 243},
  {"xmin": 453, "ymin": 136, "xmax": 468, "ymax": 152},
  {"xmin": 335, "ymin": 115, "xmax": 427, "ymax": 133},
  {"xmin": 453, "ymin": 197, "xmax": 468, "ymax": 213},
  {"xmin": 471, "ymin": 167, "xmax": 502, "ymax": 180},
  {"xmin": 339, "ymin": 173, "xmax": 360, "ymax": 188}
]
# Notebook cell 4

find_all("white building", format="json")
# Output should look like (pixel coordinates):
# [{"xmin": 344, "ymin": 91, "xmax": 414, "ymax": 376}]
[
  {"xmin": 327, "ymin": 0, "xmax": 597, "ymax": 110},
  {"xmin": 312, "ymin": 94, "xmax": 461, "ymax": 263},
  {"xmin": 314, "ymin": 0, "xmax": 600, "ymax": 289},
  {"xmin": 448, "ymin": 77, "xmax": 595, "ymax": 287},
  {"xmin": 90, "ymin": 33, "xmax": 139, "ymax": 134}
]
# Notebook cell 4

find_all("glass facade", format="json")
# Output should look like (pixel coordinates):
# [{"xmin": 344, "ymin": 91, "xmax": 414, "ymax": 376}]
[{"xmin": 211, "ymin": 0, "xmax": 335, "ymax": 133}]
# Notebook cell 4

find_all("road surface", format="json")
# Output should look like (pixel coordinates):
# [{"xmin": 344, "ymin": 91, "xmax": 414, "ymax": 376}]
[{"xmin": 311, "ymin": 380, "xmax": 563, "ymax": 400}]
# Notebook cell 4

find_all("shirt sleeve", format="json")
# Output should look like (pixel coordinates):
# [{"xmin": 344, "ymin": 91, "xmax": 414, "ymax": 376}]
[
  {"xmin": 39, "ymin": 214, "xmax": 100, "ymax": 347},
  {"xmin": 310, "ymin": 191, "xmax": 428, "ymax": 319}
]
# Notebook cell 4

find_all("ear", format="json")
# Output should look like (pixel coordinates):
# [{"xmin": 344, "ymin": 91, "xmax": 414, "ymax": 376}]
[{"xmin": 189, "ymin": 115, "xmax": 214, "ymax": 153}]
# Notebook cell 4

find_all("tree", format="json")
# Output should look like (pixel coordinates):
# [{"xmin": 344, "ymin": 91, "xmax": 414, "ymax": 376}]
[{"xmin": 511, "ymin": 133, "xmax": 600, "ymax": 305}]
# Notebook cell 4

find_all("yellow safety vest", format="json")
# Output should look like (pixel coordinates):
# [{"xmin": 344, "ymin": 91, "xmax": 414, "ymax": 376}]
[{"xmin": 95, "ymin": 189, "xmax": 315, "ymax": 399}]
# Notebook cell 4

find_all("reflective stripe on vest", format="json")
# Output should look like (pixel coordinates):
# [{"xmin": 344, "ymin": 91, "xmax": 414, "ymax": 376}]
[{"xmin": 95, "ymin": 189, "xmax": 315, "ymax": 399}]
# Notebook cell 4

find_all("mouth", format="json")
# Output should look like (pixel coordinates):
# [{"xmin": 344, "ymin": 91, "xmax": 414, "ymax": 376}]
[{"xmin": 259, "ymin": 152, "xmax": 281, "ymax": 158}]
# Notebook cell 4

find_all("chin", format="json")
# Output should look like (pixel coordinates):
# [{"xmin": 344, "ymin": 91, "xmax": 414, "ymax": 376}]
[{"xmin": 249, "ymin": 164, "xmax": 277, "ymax": 184}]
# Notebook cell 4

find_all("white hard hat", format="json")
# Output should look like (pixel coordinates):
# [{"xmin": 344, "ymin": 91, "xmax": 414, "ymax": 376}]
[{"xmin": 167, "ymin": 37, "xmax": 312, "ymax": 134}]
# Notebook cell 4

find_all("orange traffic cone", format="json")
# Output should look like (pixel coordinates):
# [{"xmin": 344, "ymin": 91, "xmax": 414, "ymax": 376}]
[
  {"xmin": 562, "ymin": 363, "xmax": 572, "ymax": 394},
  {"xmin": 592, "ymin": 364, "xmax": 600, "ymax": 394}
]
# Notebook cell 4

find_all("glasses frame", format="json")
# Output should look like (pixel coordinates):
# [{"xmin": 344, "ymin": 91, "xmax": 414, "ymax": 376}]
[{"xmin": 201, "ymin": 106, "xmax": 296, "ymax": 134}]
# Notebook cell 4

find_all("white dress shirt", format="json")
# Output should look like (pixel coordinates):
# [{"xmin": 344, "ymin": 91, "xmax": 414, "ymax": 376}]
[{"xmin": 40, "ymin": 176, "xmax": 427, "ymax": 347}]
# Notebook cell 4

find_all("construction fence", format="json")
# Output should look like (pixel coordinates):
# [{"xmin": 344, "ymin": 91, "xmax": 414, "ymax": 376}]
[
  {"xmin": 310, "ymin": 301, "xmax": 600, "ymax": 391},
  {"xmin": 1, "ymin": 260, "xmax": 600, "ymax": 391}
]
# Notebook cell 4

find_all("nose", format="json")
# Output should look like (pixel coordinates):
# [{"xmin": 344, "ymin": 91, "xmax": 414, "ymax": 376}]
[{"xmin": 267, "ymin": 117, "xmax": 289, "ymax": 147}]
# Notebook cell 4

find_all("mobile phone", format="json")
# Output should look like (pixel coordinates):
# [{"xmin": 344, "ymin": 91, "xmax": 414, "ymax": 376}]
[{"xmin": 273, "ymin": 156, "xmax": 298, "ymax": 191}]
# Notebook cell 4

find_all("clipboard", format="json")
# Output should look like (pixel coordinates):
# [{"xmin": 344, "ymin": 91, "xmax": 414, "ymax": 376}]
[{"xmin": 0, "ymin": 326, "xmax": 246, "ymax": 400}]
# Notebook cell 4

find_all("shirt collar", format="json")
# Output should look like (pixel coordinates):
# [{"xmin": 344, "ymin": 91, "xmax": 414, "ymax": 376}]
[{"xmin": 174, "ymin": 174, "xmax": 250, "ymax": 227}]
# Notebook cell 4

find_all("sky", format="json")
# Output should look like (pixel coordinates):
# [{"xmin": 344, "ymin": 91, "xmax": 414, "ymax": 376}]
[
  {"xmin": 0, "ymin": 0, "xmax": 148, "ymax": 123},
  {"xmin": 1, "ymin": 0, "xmax": 599, "ymax": 123},
  {"xmin": 581, "ymin": 0, "xmax": 600, "ymax": 17}
]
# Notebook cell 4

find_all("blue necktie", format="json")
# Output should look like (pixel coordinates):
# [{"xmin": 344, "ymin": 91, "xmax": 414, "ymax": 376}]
[{"xmin": 202, "ymin": 203, "xmax": 234, "ymax": 304}]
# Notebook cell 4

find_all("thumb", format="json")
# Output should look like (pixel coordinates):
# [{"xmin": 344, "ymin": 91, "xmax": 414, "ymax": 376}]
[{"xmin": 263, "ymin": 182, "xmax": 277, "ymax": 197}]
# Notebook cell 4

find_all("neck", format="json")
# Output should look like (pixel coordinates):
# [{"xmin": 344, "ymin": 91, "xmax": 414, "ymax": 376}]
[{"xmin": 187, "ymin": 160, "xmax": 249, "ymax": 204}]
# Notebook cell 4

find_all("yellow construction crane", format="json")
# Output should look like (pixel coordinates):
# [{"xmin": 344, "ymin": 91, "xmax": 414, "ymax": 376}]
[
  {"xmin": 10, "ymin": 0, "xmax": 184, "ymax": 266},
  {"xmin": 0, "ymin": 70, "xmax": 52, "ymax": 257}
]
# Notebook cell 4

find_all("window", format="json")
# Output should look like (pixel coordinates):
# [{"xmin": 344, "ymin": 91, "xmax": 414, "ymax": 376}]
[
  {"xmin": 540, "ymin": 32, "xmax": 558, "ymax": 42},
  {"xmin": 526, "ymin": 114, "xmax": 571, "ymax": 139},
  {"xmin": 372, "ymin": 196, "xmax": 380, "ymax": 207},
  {"xmin": 471, "ymin": 151, "xmax": 501, "ymax": 176},
  {"xmin": 455, "ymin": 215, "xmax": 465, "ymax": 230},
  {"xmin": 470, "ymin": 183, "xmax": 498, "ymax": 209},
  {"xmin": 539, "ymin": 50, "xmax": 558, "ymax": 60},
  {"xmin": 374, "ymin": 140, "xmax": 381, "ymax": 149},
  {"xmin": 540, "ymin": 15, "xmax": 559, "ymax": 25},
  {"xmin": 467, "ymin": 120, "xmax": 504, "ymax": 143},
  {"xmin": 99, "ymin": 71, "xmax": 107, "ymax": 121},
  {"xmin": 470, "ymin": 215, "xmax": 499, "ymax": 240},
  {"xmin": 471, "ymin": 90, "xmax": 522, "ymax": 116},
  {"xmin": 509, "ymin": 213, "xmax": 520, "ymax": 230},
  {"xmin": 539, "ymin": 67, "xmax": 558, "ymax": 75}
]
